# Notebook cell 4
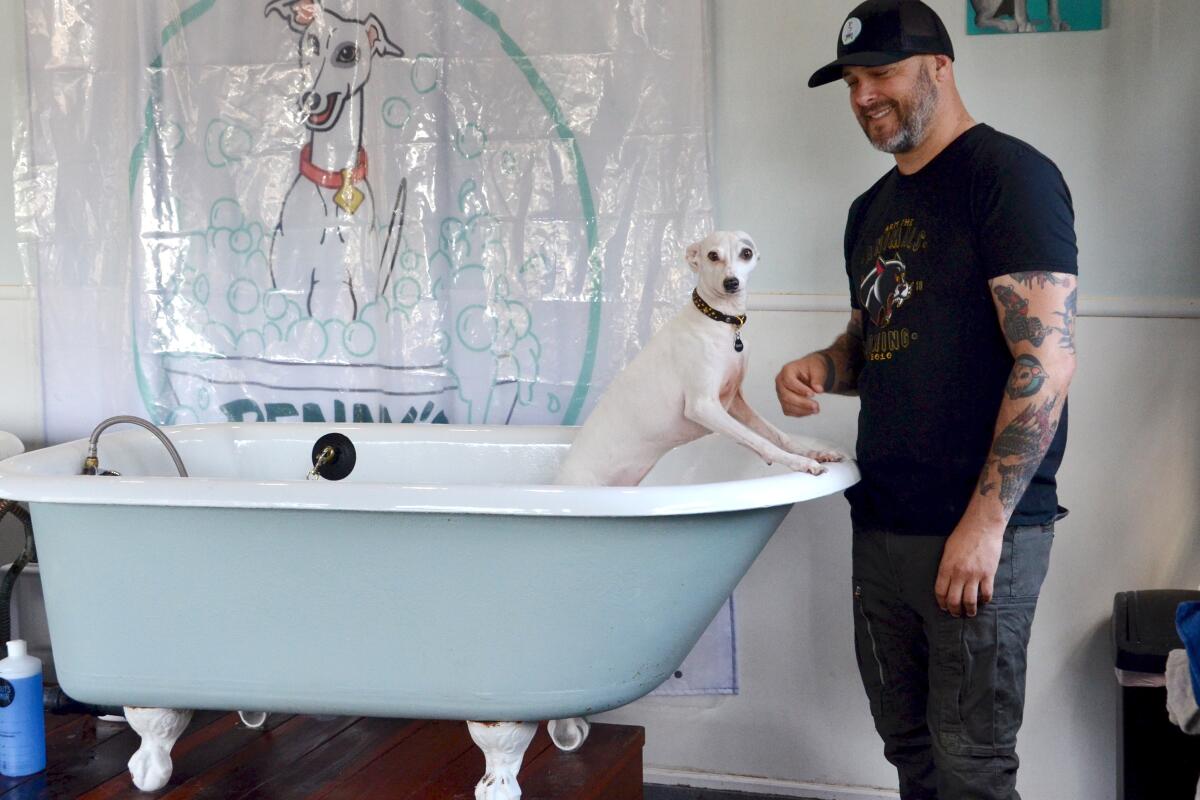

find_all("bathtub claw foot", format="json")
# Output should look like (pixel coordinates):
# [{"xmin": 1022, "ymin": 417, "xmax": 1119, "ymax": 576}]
[
  {"xmin": 466, "ymin": 720, "xmax": 537, "ymax": 800},
  {"xmin": 547, "ymin": 717, "xmax": 590, "ymax": 752},
  {"xmin": 124, "ymin": 706, "xmax": 193, "ymax": 792},
  {"xmin": 238, "ymin": 711, "xmax": 268, "ymax": 729}
]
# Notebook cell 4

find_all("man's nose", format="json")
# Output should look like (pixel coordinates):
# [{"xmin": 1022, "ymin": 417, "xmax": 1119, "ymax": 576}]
[
  {"xmin": 723, "ymin": 277, "xmax": 740, "ymax": 293},
  {"xmin": 851, "ymin": 80, "xmax": 877, "ymax": 108}
]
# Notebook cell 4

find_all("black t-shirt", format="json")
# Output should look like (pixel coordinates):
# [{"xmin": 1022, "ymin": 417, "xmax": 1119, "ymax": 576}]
[{"xmin": 843, "ymin": 124, "xmax": 1078, "ymax": 536}]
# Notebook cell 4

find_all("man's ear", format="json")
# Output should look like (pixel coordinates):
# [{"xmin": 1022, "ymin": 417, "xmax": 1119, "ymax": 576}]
[
  {"xmin": 932, "ymin": 54, "xmax": 952, "ymax": 81},
  {"xmin": 685, "ymin": 242, "xmax": 702, "ymax": 273},
  {"xmin": 365, "ymin": 14, "xmax": 404, "ymax": 58}
]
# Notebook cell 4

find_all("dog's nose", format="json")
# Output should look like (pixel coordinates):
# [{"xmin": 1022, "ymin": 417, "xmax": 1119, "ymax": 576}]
[
  {"xmin": 723, "ymin": 277, "xmax": 740, "ymax": 293},
  {"xmin": 301, "ymin": 91, "xmax": 321, "ymax": 112}
]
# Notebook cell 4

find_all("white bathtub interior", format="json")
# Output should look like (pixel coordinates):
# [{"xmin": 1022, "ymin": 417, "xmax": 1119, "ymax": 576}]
[{"xmin": 10, "ymin": 423, "xmax": 843, "ymax": 486}]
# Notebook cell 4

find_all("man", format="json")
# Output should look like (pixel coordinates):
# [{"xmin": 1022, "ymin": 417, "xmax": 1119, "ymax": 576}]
[{"xmin": 776, "ymin": 2, "xmax": 1077, "ymax": 798}]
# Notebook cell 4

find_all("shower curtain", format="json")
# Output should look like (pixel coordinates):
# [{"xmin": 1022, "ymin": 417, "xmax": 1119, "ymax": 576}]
[{"xmin": 13, "ymin": 0, "xmax": 734, "ymax": 694}]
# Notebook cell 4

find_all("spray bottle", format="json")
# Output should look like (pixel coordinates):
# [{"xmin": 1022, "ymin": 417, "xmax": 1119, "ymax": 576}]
[{"xmin": 0, "ymin": 640, "xmax": 46, "ymax": 776}]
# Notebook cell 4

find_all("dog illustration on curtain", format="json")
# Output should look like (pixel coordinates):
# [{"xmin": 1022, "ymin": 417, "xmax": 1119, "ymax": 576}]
[{"xmin": 265, "ymin": 0, "xmax": 408, "ymax": 320}]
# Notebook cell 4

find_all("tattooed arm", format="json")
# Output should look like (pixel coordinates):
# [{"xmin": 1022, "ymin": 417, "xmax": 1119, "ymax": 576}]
[
  {"xmin": 775, "ymin": 309, "xmax": 865, "ymax": 417},
  {"xmin": 935, "ymin": 271, "xmax": 1078, "ymax": 618}
]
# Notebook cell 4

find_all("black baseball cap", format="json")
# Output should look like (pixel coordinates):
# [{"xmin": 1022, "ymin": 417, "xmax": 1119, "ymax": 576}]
[{"xmin": 808, "ymin": 0, "xmax": 954, "ymax": 88}]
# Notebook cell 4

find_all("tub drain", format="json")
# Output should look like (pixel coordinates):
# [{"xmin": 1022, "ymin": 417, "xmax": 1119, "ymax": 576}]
[{"xmin": 309, "ymin": 433, "xmax": 356, "ymax": 481}]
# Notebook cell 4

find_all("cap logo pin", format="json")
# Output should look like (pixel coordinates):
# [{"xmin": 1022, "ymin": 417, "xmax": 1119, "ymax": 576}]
[{"xmin": 841, "ymin": 17, "xmax": 862, "ymax": 45}]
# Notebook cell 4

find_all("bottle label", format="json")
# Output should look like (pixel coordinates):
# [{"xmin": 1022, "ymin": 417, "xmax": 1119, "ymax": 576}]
[{"xmin": 0, "ymin": 673, "xmax": 44, "ymax": 777}]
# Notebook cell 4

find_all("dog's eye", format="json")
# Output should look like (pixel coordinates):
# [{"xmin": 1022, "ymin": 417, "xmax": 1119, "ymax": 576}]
[
  {"xmin": 740, "ymin": 248, "xmax": 753, "ymax": 260},
  {"xmin": 707, "ymin": 251, "xmax": 720, "ymax": 262},
  {"xmin": 303, "ymin": 34, "xmax": 320, "ymax": 57},
  {"xmin": 335, "ymin": 43, "xmax": 359, "ymax": 65}
]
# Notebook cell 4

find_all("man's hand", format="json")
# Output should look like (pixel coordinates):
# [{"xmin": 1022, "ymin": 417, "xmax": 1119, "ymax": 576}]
[
  {"xmin": 935, "ymin": 524, "xmax": 1005, "ymax": 618},
  {"xmin": 775, "ymin": 354, "xmax": 830, "ymax": 417}
]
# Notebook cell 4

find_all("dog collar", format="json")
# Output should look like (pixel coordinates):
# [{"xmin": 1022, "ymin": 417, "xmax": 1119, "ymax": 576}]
[
  {"xmin": 299, "ymin": 144, "xmax": 368, "ymax": 214},
  {"xmin": 692, "ymin": 289, "xmax": 747, "ymax": 352}
]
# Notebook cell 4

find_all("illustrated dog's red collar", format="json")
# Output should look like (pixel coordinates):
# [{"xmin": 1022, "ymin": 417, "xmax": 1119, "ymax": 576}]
[{"xmin": 299, "ymin": 144, "xmax": 368, "ymax": 189}]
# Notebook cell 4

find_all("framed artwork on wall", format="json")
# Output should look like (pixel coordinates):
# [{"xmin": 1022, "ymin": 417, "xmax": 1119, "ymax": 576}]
[{"xmin": 966, "ymin": 0, "xmax": 1103, "ymax": 34}]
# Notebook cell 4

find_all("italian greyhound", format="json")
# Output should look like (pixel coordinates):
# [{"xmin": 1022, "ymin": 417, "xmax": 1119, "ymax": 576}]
[
  {"xmin": 556, "ymin": 230, "xmax": 841, "ymax": 487},
  {"xmin": 265, "ymin": 0, "xmax": 408, "ymax": 320},
  {"xmin": 971, "ymin": 0, "xmax": 1069, "ymax": 32}
]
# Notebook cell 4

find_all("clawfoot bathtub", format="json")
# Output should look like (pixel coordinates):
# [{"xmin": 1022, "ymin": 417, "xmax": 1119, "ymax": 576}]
[{"xmin": 0, "ymin": 422, "xmax": 857, "ymax": 796}]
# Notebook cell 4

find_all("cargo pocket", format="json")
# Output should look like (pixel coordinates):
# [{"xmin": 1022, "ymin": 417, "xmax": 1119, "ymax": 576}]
[
  {"xmin": 933, "ymin": 598, "xmax": 1038, "ymax": 757},
  {"xmin": 1010, "ymin": 524, "xmax": 1054, "ymax": 599},
  {"xmin": 853, "ymin": 581, "xmax": 886, "ymax": 720},
  {"xmin": 993, "ymin": 599, "xmax": 1038, "ymax": 749}
]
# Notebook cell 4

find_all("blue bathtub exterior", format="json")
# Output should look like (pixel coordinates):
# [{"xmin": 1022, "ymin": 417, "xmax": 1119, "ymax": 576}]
[{"xmin": 31, "ymin": 501, "xmax": 791, "ymax": 720}]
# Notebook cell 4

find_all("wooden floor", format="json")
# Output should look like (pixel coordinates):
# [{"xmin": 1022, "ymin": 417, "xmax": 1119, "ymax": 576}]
[{"xmin": 0, "ymin": 711, "xmax": 644, "ymax": 799}]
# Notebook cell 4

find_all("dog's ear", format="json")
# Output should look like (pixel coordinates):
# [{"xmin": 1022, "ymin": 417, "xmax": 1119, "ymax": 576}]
[
  {"xmin": 265, "ymin": 0, "xmax": 321, "ymax": 34},
  {"xmin": 365, "ymin": 14, "xmax": 404, "ymax": 58},
  {"xmin": 685, "ymin": 242, "xmax": 702, "ymax": 273}
]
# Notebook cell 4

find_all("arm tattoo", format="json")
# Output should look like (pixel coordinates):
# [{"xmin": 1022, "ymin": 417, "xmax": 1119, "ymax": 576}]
[
  {"xmin": 978, "ymin": 395, "xmax": 1061, "ymax": 514},
  {"xmin": 844, "ymin": 314, "xmax": 865, "ymax": 384},
  {"xmin": 1053, "ymin": 287, "xmax": 1077, "ymax": 354},
  {"xmin": 977, "ymin": 456, "xmax": 998, "ymax": 497},
  {"xmin": 996, "ymin": 460, "xmax": 1041, "ymax": 511},
  {"xmin": 1009, "ymin": 271, "xmax": 1067, "ymax": 290},
  {"xmin": 847, "ymin": 311, "xmax": 864, "ymax": 340},
  {"xmin": 993, "ymin": 284, "xmax": 1050, "ymax": 346},
  {"xmin": 820, "ymin": 314, "xmax": 865, "ymax": 394},
  {"xmin": 823, "ymin": 336, "xmax": 860, "ymax": 393},
  {"xmin": 993, "ymin": 396, "xmax": 1058, "ymax": 459},
  {"xmin": 1005, "ymin": 354, "xmax": 1048, "ymax": 399},
  {"xmin": 817, "ymin": 351, "xmax": 837, "ymax": 393},
  {"xmin": 979, "ymin": 275, "xmax": 1073, "ymax": 514}
]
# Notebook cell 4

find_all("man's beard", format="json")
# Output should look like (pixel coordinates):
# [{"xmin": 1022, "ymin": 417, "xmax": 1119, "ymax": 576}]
[{"xmin": 860, "ymin": 67, "xmax": 939, "ymax": 154}]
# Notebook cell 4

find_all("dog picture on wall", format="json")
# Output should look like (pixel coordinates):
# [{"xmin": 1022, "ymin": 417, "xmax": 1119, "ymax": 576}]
[{"xmin": 966, "ymin": 0, "xmax": 1102, "ymax": 34}]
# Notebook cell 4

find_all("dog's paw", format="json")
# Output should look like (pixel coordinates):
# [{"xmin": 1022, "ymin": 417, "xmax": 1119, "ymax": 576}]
[
  {"xmin": 783, "ymin": 439, "xmax": 843, "ymax": 464},
  {"xmin": 1052, "ymin": 20, "xmax": 1070, "ymax": 31},
  {"xmin": 781, "ymin": 454, "xmax": 826, "ymax": 476}
]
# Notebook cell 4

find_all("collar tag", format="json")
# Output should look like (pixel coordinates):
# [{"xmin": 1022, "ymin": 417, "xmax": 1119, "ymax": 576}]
[{"xmin": 334, "ymin": 169, "xmax": 365, "ymax": 214}]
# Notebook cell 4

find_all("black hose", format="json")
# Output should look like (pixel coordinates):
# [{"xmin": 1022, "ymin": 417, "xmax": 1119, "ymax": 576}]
[
  {"xmin": 0, "ymin": 499, "xmax": 35, "ymax": 658},
  {"xmin": 42, "ymin": 684, "xmax": 123, "ymax": 718}
]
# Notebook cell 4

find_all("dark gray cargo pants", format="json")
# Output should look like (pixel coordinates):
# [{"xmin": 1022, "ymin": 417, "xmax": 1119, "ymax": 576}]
[{"xmin": 852, "ymin": 524, "xmax": 1055, "ymax": 800}]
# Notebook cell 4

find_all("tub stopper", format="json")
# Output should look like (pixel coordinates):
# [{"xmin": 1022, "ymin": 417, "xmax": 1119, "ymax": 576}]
[{"xmin": 310, "ymin": 433, "xmax": 356, "ymax": 481}]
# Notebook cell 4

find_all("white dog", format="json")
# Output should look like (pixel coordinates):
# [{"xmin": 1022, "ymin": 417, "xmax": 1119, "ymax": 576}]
[
  {"xmin": 556, "ymin": 230, "xmax": 841, "ymax": 487},
  {"xmin": 265, "ymin": 0, "xmax": 408, "ymax": 320}
]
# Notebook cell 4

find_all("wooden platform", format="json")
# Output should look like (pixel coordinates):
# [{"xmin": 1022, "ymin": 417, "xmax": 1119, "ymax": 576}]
[{"xmin": 0, "ymin": 712, "xmax": 644, "ymax": 799}]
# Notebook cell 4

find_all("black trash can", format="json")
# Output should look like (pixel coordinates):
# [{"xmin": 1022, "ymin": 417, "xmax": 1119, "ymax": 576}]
[{"xmin": 1113, "ymin": 589, "xmax": 1200, "ymax": 800}]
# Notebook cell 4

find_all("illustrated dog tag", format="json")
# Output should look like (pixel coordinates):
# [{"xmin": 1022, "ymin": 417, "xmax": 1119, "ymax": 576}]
[{"xmin": 334, "ymin": 168, "xmax": 365, "ymax": 215}]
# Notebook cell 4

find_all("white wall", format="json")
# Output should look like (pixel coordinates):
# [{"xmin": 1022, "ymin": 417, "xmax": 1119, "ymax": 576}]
[{"xmin": 1, "ymin": 2, "xmax": 1198, "ymax": 798}]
